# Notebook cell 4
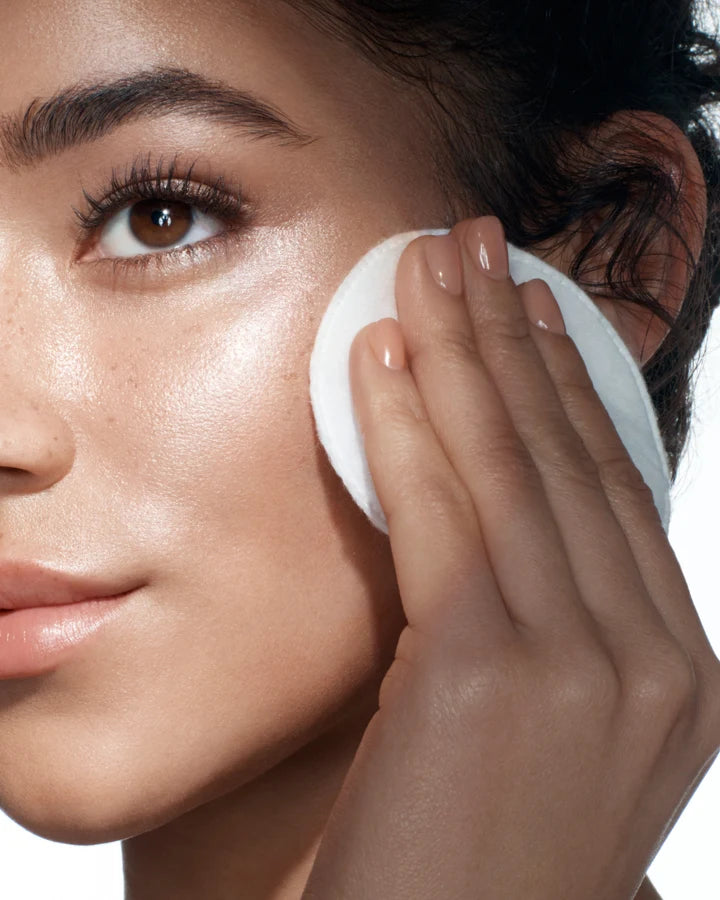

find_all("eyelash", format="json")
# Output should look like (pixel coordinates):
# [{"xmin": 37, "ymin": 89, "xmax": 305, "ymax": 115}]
[{"xmin": 72, "ymin": 152, "xmax": 253, "ymax": 276}]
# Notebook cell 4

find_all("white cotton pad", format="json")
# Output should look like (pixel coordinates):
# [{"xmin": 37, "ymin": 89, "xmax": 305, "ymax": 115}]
[{"xmin": 309, "ymin": 229, "xmax": 672, "ymax": 536}]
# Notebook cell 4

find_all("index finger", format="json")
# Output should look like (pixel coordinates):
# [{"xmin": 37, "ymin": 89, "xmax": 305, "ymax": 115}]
[{"xmin": 349, "ymin": 315, "xmax": 514, "ymax": 645}]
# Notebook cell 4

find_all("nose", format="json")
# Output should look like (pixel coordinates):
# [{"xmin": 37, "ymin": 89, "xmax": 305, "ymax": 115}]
[{"xmin": 0, "ymin": 393, "xmax": 75, "ymax": 494}]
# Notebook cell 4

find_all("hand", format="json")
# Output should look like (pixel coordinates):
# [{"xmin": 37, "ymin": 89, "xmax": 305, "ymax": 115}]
[{"xmin": 301, "ymin": 216, "xmax": 720, "ymax": 899}]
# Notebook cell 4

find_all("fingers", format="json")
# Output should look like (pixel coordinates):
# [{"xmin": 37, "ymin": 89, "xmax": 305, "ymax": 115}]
[
  {"xmin": 447, "ymin": 220, "xmax": 671, "ymax": 655},
  {"xmin": 390, "ymin": 219, "xmax": 650, "ymax": 648},
  {"xmin": 351, "ymin": 213, "xmax": 713, "ymax": 680},
  {"xmin": 457, "ymin": 216, "xmax": 713, "ymax": 667},
  {"xmin": 348, "ymin": 316, "xmax": 513, "ymax": 645},
  {"xmin": 525, "ymin": 281, "xmax": 720, "ymax": 674}
]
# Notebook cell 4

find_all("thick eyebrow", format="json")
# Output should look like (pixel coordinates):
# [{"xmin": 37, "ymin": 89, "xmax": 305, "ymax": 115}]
[{"xmin": 0, "ymin": 65, "xmax": 317, "ymax": 170}]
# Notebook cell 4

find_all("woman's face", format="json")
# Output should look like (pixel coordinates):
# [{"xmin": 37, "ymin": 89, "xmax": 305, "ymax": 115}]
[{"xmin": 0, "ymin": 0, "xmax": 447, "ymax": 842}]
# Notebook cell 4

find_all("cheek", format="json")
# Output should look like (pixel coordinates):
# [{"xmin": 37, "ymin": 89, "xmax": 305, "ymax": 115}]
[
  {"xmin": 0, "ymin": 268, "xmax": 404, "ymax": 846},
  {"xmin": 74, "ymin": 287, "xmax": 403, "ymax": 798},
  {"xmin": 122, "ymin": 292, "xmax": 344, "ymax": 574}
]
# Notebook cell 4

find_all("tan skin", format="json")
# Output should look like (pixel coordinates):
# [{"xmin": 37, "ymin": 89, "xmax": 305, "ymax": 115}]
[{"xmin": 0, "ymin": 1, "xmax": 717, "ymax": 897}]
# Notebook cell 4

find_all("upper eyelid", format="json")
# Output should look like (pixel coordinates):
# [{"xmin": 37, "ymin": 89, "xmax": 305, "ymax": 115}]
[
  {"xmin": 70, "ymin": 159, "xmax": 255, "ymax": 281},
  {"xmin": 72, "ymin": 179, "xmax": 243, "ymax": 237},
  {"xmin": 72, "ymin": 153, "xmax": 249, "ymax": 233}
]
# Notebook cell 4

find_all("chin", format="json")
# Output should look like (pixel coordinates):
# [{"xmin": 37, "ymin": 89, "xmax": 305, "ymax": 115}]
[
  {"xmin": 0, "ymin": 726, "xmax": 216, "ymax": 845},
  {"xmin": 0, "ymin": 757, "xmax": 177, "ymax": 845}
]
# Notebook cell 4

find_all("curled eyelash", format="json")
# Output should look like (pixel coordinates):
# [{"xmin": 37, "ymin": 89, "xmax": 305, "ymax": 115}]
[{"xmin": 72, "ymin": 151, "xmax": 253, "ymax": 274}]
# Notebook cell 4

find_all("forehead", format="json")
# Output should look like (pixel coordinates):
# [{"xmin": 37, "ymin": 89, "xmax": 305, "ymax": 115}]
[{"xmin": 0, "ymin": 0, "xmax": 416, "ymax": 151}]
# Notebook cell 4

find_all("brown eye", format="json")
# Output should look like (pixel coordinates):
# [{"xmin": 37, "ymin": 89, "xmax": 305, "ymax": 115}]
[
  {"xmin": 128, "ymin": 199, "xmax": 193, "ymax": 248},
  {"xmin": 91, "ymin": 196, "xmax": 224, "ymax": 260}
]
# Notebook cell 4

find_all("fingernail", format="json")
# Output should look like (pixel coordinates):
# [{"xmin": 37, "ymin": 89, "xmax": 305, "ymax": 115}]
[
  {"xmin": 520, "ymin": 279, "xmax": 566, "ymax": 335},
  {"xmin": 464, "ymin": 216, "xmax": 509, "ymax": 281},
  {"xmin": 367, "ymin": 318, "xmax": 407, "ymax": 370},
  {"xmin": 423, "ymin": 234, "xmax": 464, "ymax": 295}
]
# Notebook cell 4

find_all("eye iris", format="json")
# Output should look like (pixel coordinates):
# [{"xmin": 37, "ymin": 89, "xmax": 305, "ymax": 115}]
[{"xmin": 129, "ymin": 198, "xmax": 193, "ymax": 248}]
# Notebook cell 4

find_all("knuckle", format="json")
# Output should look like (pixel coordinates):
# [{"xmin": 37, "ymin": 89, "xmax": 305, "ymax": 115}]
[
  {"xmin": 434, "ymin": 327, "xmax": 482, "ymax": 369},
  {"xmin": 485, "ymin": 308, "xmax": 535, "ymax": 346},
  {"xmin": 540, "ymin": 433, "xmax": 602, "ymax": 493},
  {"xmin": 366, "ymin": 380, "xmax": 430, "ymax": 431},
  {"xmin": 402, "ymin": 467, "xmax": 477, "ymax": 531},
  {"xmin": 481, "ymin": 435, "xmax": 540, "ymax": 489},
  {"xmin": 596, "ymin": 452, "xmax": 655, "ymax": 503},
  {"xmin": 552, "ymin": 651, "xmax": 621, "ymax": 712},
  {"xmin": 556, "ymin": 369, "xmax": 597, "ymax": 411},
  {"xmin": 441, "ymin": 641, "xmax": 622, "ymax": 723},
  {"xmin": 422, "ymin": 639, "xmax": 526, "ymax": 728},
  {"xmin": 627, "ymin": 640, "xmax": 698, "ymax": 715}
]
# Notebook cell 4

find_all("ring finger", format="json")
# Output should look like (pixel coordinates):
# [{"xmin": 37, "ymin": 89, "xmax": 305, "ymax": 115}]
[{"xmin": 397, "ymin": 217, "xmax": 666, "ymax": 651}]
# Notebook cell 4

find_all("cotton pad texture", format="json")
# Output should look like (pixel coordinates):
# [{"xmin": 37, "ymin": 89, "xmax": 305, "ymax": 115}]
[{"xmin": 309, "ymin": 228, "xmax": 672, "ymax": 536}]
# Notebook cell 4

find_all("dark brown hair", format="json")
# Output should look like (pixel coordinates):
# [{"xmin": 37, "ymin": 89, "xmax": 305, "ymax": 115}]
[{"xmin": 286, "ymin": 0, "xmax": 720, "ymax": 482}]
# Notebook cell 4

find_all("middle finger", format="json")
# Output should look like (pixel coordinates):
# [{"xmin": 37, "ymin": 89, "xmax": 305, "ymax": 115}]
[{"xmin": 395, "ymin": 216, "xmax": 666, "ymax": 648}]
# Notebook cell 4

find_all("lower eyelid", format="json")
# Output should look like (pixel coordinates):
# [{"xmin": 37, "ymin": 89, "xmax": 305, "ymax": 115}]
[{"xmin": 75, "ymin": 227, "xmax": 247, "ymax": 292}]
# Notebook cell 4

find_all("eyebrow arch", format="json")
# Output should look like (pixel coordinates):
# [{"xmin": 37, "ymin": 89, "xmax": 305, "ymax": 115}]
[{"xmin": 0, "ymin": 65, "xmax": 318, "ymax": 170}]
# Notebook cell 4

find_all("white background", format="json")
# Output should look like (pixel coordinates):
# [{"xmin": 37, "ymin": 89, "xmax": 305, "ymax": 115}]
[{"xmin": 2, "ymin": 10, "xmax": 720, "ymax": 894}]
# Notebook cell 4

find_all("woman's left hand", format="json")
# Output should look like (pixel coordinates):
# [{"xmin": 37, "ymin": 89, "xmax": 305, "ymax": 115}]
[{"xmin": 301, "ymin": 216, "xmax": 720, "ymax": 899}]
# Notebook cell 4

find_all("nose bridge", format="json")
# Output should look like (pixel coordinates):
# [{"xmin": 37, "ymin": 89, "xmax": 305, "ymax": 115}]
[{"xmin": 0, "ymin": 281, "xmax": 76, "ymax": 491}]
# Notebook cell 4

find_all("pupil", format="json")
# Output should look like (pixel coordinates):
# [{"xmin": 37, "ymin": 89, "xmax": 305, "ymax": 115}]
[
  {"xmin": 129, "ymin": 198, "xmax": 193, "ymax": 248},
  {"xmin": 152, "ymin": 208, "xmax": 173, "ymax": 228}
]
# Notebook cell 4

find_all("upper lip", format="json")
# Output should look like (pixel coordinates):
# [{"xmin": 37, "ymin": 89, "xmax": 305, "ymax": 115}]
[{"xmin": 0, "ymin": 561, "xmax": 139, "ymax": 610}]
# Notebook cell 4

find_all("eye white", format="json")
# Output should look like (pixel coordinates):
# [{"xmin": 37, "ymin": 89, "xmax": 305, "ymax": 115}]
[{"xmin": 94, "ymin": 204, "xmax": 224, "ymax": 259}]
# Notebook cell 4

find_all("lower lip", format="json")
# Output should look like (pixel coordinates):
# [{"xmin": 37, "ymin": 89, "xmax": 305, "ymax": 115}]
[{"xmin": 0, "ymin": 592, "xmax": 135, "ymax": 679}]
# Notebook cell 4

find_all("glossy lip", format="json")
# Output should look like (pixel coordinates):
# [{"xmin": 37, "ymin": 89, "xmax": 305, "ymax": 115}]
[
  {"xmin": 0, "ymin": 560, "xmax": 140, "ymax": 610},
  {"xmin": 0, "ymin": 593, "xmax": 137, "ymax": 679}
]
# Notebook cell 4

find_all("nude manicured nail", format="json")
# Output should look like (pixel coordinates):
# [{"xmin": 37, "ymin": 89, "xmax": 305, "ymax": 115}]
[
  {"xmin": 520, "ymin": 279, "xmax": 567, "ymax": 335},
  {"xmin": 423, "ymin": 235, "xmax": 464, "ymax": 296},
  {"xmin": 465, "ymin": 216, "xmax": 509, "ymax": 281},
  {"xmin": 367, "ymin": 318, "xmax": 407, "ymax": 370}
]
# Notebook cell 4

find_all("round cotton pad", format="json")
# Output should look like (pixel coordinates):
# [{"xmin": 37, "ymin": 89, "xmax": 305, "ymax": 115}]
[{"xmin": 309, "ymin": 229, "xmax": 672, "ymax": 535}]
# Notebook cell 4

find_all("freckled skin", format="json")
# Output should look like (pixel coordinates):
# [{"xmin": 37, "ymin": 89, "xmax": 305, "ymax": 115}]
[
  {"xmin": 0, "ymin": 1, "xmax": 447, "ymax": 896},
  {"xmin": 0, "ymin": 1, "xmax": 697, "ymax": 898}
]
